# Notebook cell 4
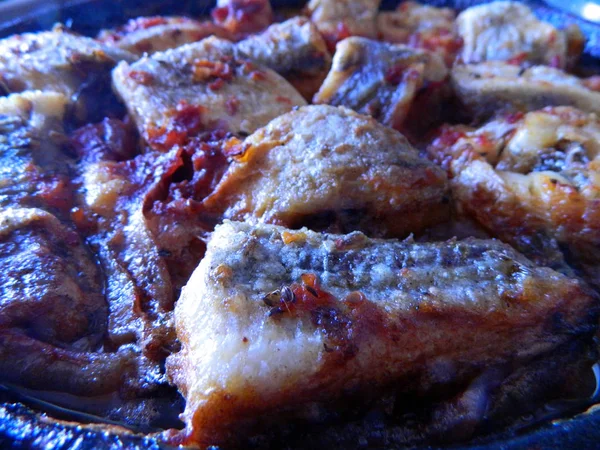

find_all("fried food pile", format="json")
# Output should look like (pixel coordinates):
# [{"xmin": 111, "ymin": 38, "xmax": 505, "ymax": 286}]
[{"xmin": 0, "ymin": 1, "xmax": 599, "ymax": 448}]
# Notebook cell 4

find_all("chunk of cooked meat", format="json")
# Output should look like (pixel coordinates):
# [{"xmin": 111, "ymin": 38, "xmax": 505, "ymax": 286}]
[
  {"xmin": 0, "ymin": 207, "xmax": 140, "ymax": 396},
  {"xmin": 211, "ymin": 0, "xmax": 273, "ymax": 35},
  {"xmin": 428, "ymin": 106, "xmax": 600, "ymax": 284},
  {"xmin": 306, "ymin": 0, "xmax": 380, "ymax": 47},
  {"xmin": 112, "ymin": 38, "xmax": 305, "ymax": 151},
  {"xmin": 377, "ymin": 1, "xmax": 462, "ymax": 67},
  {"xmin": 75, "ymin": 123, "xmax": 227, "ymax": 355},
  {"xmin": 313, "ymin": 37, "xmax": 447, "ymax": 130},
  {"xmin": 0, "ymin": 208, "xmax": 104, "ymax": 349},
  {"xmin": 78, "ymin": 151, "xmax": 178, "ymax": 351},
  {"xmin": 452, "ymin": 62, "xmax": 600, "ymax": 121},
  {"xmin": 236, "ymin": 17, "xmax": 332, "ymax": 99},
  {"xmin": 204, "ymin": 105, "xmax": 449, "ymax": 237},
  {"xmin": 98, "ymin": 16, "xmax": 233, "ymax": 55},
  {"xmin": 0, "ymin": 27, "xmax": 135, "ymax": 121},
  {"xmin": 0, "ymin": 91, "xmax": 74, "ymax": 213},
  {"xmin": 456, "ymin": 1, "xmax": 583, "ymax": 69},
  {"xmin": 166, "ymin": 220, "xmax": 597, "ymax": 446},
  {"xmin": 0, "ymin": 328, "xmax": 139, "ymax": 397}
]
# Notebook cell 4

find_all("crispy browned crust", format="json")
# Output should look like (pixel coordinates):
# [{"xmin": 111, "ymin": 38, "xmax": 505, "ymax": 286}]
[
  {"xmin": 427, "ymin": 106, "xmax": 600, "ymax": 292},
  {"xmin": 204, "ymin": 104, "xmax": 450, "ymax": 237},
  {"xmin": 168, "ymin": 221, "xmax": 598, "ymax": 446},
  {"xmin": 313, "ymin": 37, "xmax": 448, "ymax": 130}
]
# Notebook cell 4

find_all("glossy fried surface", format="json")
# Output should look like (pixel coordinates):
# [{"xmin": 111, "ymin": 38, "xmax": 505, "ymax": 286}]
[
  {"xmin": 456, "ymin": 1, "xmax": 582, "ymax": 69},
  {"xmin": 314, "ymin": 37, "xmax": 447, "ymax": 130},
  {"xmin": 0, "ymin": 28, "xmax": 135, "ymax": 120},
  {"xmin": 452, "ymin": 62, "xmax": 600, "ymax": 120},
  {"xmin": 168, "ymin": 220, "xmax": 597, "ymax": 446},
  {"xmin": 0, "ymin": 91, "xmax": 72, "ymax": 211},
  {"xmin": 428, "ymin": 106, "xmax": 600, "ymax": 282}
]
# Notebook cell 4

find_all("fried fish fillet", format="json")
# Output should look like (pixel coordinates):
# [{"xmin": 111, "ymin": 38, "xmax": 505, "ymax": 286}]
[
  {"xmin": 306, "ymin": 0, "xmax": 380, "ymax": 43},
  {"xmin": 428, "ymin": 106, "xmax": 600, "ymax": 280},
  {"xmin": 203, "ymin": 105, "xmax": 450, "ymax": 237},
  {"xmin": 456, "ymin": 1, "xmax": 583, "ymax": 69},
  {"xmin": 451, "ymin": 62, "xmax": 600, "ymax": 120},
  {"xmin": 167, "ymin": 220, "xmax": 597, "ymax": 446},
  {"xmin": 112, "ymin": 38, "xmax": 306, "ymax": 150},
  {"xmin": 98, "ymin": 16, "xmax": 233, "ymax": 55},
  {"xmin": 0, "ymin": 207, "xmax": 104, "ymax": 349},
  {"xmin": 0, "ymin": 91, "xmax": 73, "ymax": 211},
  {"xmin": 313, "ymin": 37, "xmax": 447, "ymax": 130},
  {"xmin": 0, "ymin": 27, "xmax": 135, "ymax": 120},
  {"xmin": 377, "ymin": 1, "xmax": 461, "ymax": 66},
  {"xmin": 236, "ymin": 17, "xmax": 332, "ymax": 99},
  {"xmin": 0, "ymin": 207, "xmax": 140, "ymax": 397}
]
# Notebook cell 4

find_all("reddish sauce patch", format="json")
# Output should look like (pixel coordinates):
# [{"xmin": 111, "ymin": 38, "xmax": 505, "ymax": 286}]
[
  {"xmin": 434, "ymin": 126, "xmax": 466, "ymax": 148},
  {"xmin": 225, "ymin": 96, "xmax": 240, "ymax": 115},
  {"xmin": 148, "ymin": 102, "xmax": 208, "ymax": 152},
  {"xmin": 323, "ymin": 22, "xmax": 352, "ymax": 53},
  {"xmin": 128, "ymin": 70, "xmax": 154, "ymax": 85},
  {"xmin": 506, "ymin": 52, "xmax": 529, "ymax": 66},
  {"xmin": 125, "ymin": 16, "xmax": 169, "ymax": 33},
  {"xmin": 192, "ymin": 59, "xmax": 234, "ymax": 83},
  {"xmin": 71, "ymin": 118, "xmax": 139, "ymax": 163},
  {"xmin": 211, "ymin": 0, "xmax": 273, "ymax": 34},
  {"xmin": 505, "ymin": 111, "xmax": 525, "ymax": 124}
]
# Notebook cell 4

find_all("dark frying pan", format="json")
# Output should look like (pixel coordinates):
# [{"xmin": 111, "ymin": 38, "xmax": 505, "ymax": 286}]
[{"xmin": 1, "ymin": 0, "xmax": 600, "ymax": 448}]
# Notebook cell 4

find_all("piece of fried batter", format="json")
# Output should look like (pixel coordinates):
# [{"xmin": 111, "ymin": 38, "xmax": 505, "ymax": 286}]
[
  {"xmin": 428, "ymin": 106, "xmax": 600, "ymax": 283},
  {"xmin": 0, "ymin": 27, "xmax": 135, "ymax": 120},
  {"xmin": 456, "ymin": 1, "xmax": 583, "ymax": 69},
  {"xmin": 167, "ymin": 220, "xmax": 597, "ymax": 446},
  {"xmin": 204, "ymin": 105, "xmax": 450, "ymax": 237},
  {"xmin": 306, "ymin": 0, "xmax": 381, "ymax": 45},
  {"xmin": 236, "ymin": 17, "xmax": 332, "ymax": 99},
  {"xmin": 98, "ymin": 16, "xmax": 233, "ymax": 55},
  {"xmin": 314, "ymin": 37, "xmax": 447, "ymax": 130},
  {"xmin": 112, "ymin": 37, "xmax": 306, "ymax": 150},
  {"xmin": 452, "ymin": 62, "xmax": 600, "ymax": 121},
  {"xmin": 377, "ymin": 1, "xmax": 462, "ymax": 66}
]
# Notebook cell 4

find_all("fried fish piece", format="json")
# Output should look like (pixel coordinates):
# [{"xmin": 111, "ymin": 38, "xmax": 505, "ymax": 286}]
[
  {"xmin": 98, "ymin": 16, "xmax": 233, "ymax": 55},
  {"xmin": 451, "ymin": 62, "xmax": 600, "ymax": 121},
  {"xmin": 313, "ymin": 37, "xmax": 447, "ymax": 130},
  {"xmin": 0, "ymin": 207, "xmax": 105, "ymax": 350},
  {"xmin": 0, "ymin": 91, "xmax": 73, "ymax": 211},
  {"xmin": 0, "ymin": 27, "xmax": 135, "ymax": 121},
  {"xmin": 428, "ymin": 106, "xmax": 600, "ymax": 282},
  {"xmin": 167, "ymin": 220, "xmax": 597, "ymax": 446},
  {"xmin": 377, "ymin": 1, "xmax": 462, "ymax": 66},
  {"xmin": 0, "ymin": 207, "xmax": 140, "ymax": 397},
  {"xmin": 456, "ymin": 1, "xmax": 583, "ymax": 69},
  {"xmin": 236, "ymin": 17, "xmax": 332, "ymax": 99},
  {"xmin": 306, "ymin": 0, "xmax": 380, "ymax": 45},
  {"xmin": 204, "ymin": 105, "xmax": 450, "ymax": 237},
  {"xmin": 112, "ymin": 38, "xmax": 306, "ymax": 151}
]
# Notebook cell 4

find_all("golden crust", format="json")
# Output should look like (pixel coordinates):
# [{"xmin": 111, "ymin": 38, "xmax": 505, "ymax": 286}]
[
  {"xmin": 167, "ymin": 220, "xmax": 596, "ymax": 446},
  {"xmin": 204, "ymin": 104, "xmax": 450, "ymax": 237},
  {"xmin": 428, "ymin": 106, "xmax": 600, "ymax": 254}
]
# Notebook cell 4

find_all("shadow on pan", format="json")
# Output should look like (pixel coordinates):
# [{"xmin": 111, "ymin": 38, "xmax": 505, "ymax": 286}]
[{"xmin": 1, "ymin": 0, "xmax": 600, "ymax": 448}]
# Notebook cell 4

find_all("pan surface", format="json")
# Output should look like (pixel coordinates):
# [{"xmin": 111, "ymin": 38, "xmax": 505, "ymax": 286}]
[{"xmin": 1, "ymin": 0, "xmax": 600, "ymax": 448}]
